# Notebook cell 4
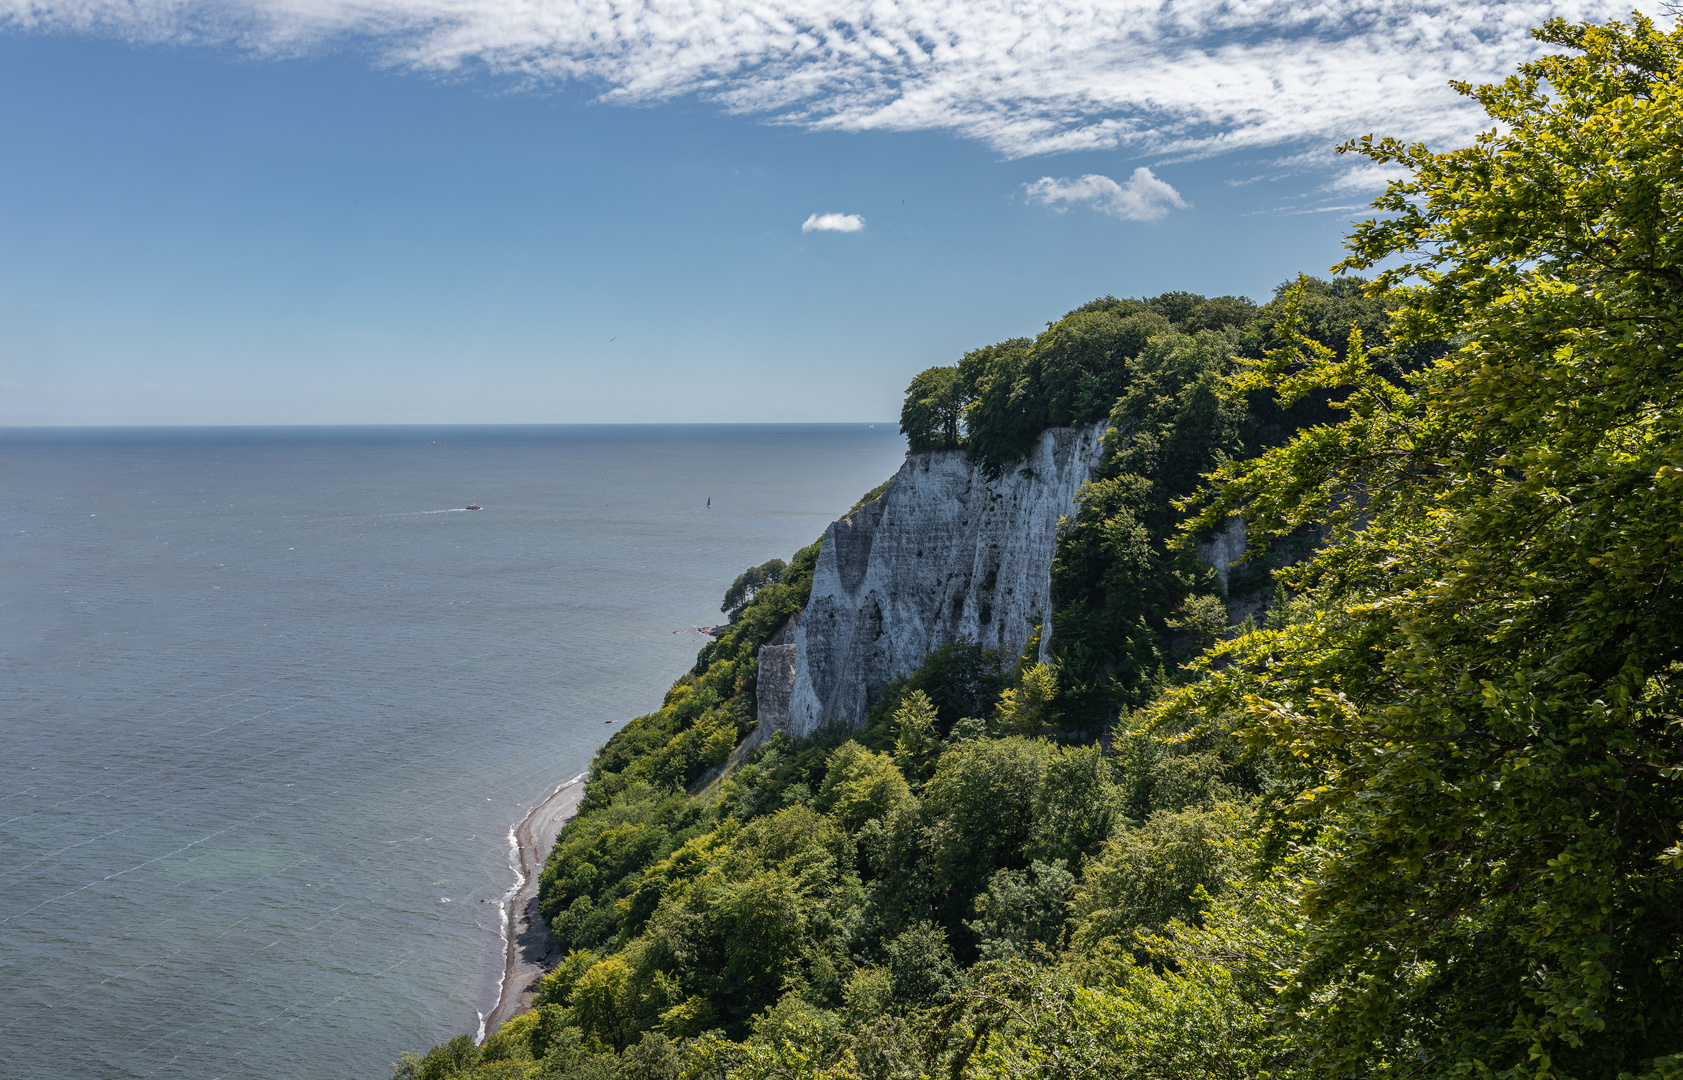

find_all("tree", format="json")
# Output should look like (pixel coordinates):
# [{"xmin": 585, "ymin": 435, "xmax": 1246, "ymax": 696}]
[
  {"xmin": 572, "ymin": 958, "xmax": 638, "ymax": 1052},
  {"xmin": 721, "ymin": 559, "xmax": 787, "ymax": 619},
  {"xmin": 994, "ymin": 663, "xmax": 1061, "ymax": 736},
  {"xmin": 616, "ymin": 1032, "xmax": 680, "ymax": 1080},
  {"xmin": 885, "ymin": 921, "xmax": 961, "ymax": 1007},
  {"xmin": 1027, "ymin": 744, "xmax": 1124, "ymax": 869},
  {"xmin": 714, "ymin": 869, "xmax": 811, "ymax": 1027},
  {"xmin": 926, "ymin": 954, "xmax": 1297, "ymax": 1080},
  {"xmin": 1163, "ymin": 593, "xmax": 1227, "ymax": 652},
  {"xmin": 534, "ymin": 948, "xmax": 603, "ymax": 1007},
  {"xmin": 889, "ymin": 690, "xmax": 943, "ymax": 783},
  {"xmin": 819, "ymin": 741, "xmax": 915, "ymax": 830},
  {"xmin": 968, "ymin": 859, "xmax": 1075, "ymax": 962},
  {"xmin": 900, "ymin": 366, "xmax": 968, "ymax": 452},
  {"xmin": 1165, "ymin": 15, "xmax": 1683, "ymax": 1077},
  {"xmin": 1067, "ymin": 803, "xmax": 1255, "ymax": 955},
  {"xmin": 922, "ymin": 737, "xmax": 1053, "ymax": 943}
]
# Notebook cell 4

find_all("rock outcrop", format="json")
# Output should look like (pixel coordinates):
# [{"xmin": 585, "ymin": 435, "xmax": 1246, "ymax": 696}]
[
  {"xmin": 757, "ymin": 424, "xmax": 1108, "ymax": 740},
  {"xmin": 1197, "ymin": 516, "xmax": 1247, "ymax": 595},
  {"xmin": 753, "ymin": 614, "xmax": 800, "ymax": 735}
]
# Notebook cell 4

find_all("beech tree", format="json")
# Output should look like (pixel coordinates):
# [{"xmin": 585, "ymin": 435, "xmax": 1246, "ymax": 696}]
[
  {"xmin": 1166, "ymin": 15, "xmax": 1683, "ymax": 1078},
  {"xmin": 721, "ymin": 559, "xmax": 786, "ymax": 618},
  {"xmin": 899, "ymin": 365, "xmax": 968, "ymax": 452}
]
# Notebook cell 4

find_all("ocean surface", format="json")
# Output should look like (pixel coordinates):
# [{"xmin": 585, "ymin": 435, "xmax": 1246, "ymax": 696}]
[{"xmin": 0, "ymin": 424, "xmax": 907, "ymax": 1080}]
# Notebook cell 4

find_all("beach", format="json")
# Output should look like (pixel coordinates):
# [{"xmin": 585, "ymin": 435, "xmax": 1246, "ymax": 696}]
[{"xmin": 480, "ymin": 773, "xmax": 590, "ymax": 1039}]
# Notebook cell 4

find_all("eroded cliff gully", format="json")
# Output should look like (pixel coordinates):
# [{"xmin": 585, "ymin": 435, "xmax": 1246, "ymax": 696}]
[{"xmin": 750, "ymin": 423, "xmax": 1249, "ymax": 742}]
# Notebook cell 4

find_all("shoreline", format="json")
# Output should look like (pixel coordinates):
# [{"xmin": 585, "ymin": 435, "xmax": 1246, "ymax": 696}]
[{"xmin": 477, "ymin": 771, "xmax": 590, "ymax": 1041}]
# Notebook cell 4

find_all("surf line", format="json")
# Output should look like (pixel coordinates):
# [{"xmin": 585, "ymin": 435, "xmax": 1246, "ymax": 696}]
[{"xmin": 476, "ymin": 771, "xmax": 590, "ymax": 1044}]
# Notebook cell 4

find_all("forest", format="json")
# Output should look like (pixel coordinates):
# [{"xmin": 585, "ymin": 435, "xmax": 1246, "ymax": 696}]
[{"xmin": 394, "ymin": 16, "xmax": 1683, "ymax": 1080}]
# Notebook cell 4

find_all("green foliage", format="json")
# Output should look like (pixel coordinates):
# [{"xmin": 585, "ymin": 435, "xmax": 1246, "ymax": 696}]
[
  {"xmin": 886, "ymin": 691, "xmax": 942, "ymax": 784},
  {"xmin": 1026, "ymin": 744, "xmax": 1123, "ymax": 869},
  {"xmin": 616, "ymin": 1032, "xmax": 680, "ymax": 1080},
  {"xmin": 721, "ymin": 559, "xmax": 787, "ymax": 620},
  {"xmin": 921, "ymin": 736, "xmax": 1054, "ymax": 948},
  {"xmin": 535, "ymin": 1023, "xmax": 618, "ymax": 1080},
  {"xmin": 1164, "ymin": 593, "xmax": 1227, "ymax": 651},
  {"xmin": 898, "ymin": 366, "xmax": 968, "ymax": 452},
  {"xmin": 862, "ymin": 640, "xmax": 1006, "ymax": 745},
  {"xmin": 962, "ymin": 305, "xmax": 1177, "ymax": 472},
  {"xmin": 1068, "ymin": 801, "xmax": 1256, "ymax": 957},
  {"xmin": 686, "ymin": 998, "xmax": 857, "ymax": 1080},
  {"xmin": 614, "ymin": 802, "xmax": 859, "ymax": 1037},
  {"xmin": 481, "ymin": 1013, "xmax": 539, "ymax": 1065},
  {"xmin": 927, "ymin": 955, "xmax": 1298, "ymax": 1080},
  {"xmin": 818, "ymin": 742, "xmax": 915, "ymax": 831},
  {"xmin": 535, "ymin": 949, "xmax": 604, "ymax": 1008},
  {"xmin": 572, "ymin": 959, "xmax": 638, "ymax": 1052},
  {"xmin": 897, "ymin": 289, "xmax": 1354, "ymax": 480},
  {"xmin": 538, "ymin": 782, "xmax": 698, "ymax": 951},
  {"xmin": 883, "ymin": 921, "xmax": 961, "ymax": 1008},
  {"xmin": 720, "ymin": 731, "xmax": 842, "ymax": 823},
  {"xmin": 993, "ymin": 662, "xmax": 1060, "ymax": 737},
  {"xmin": 967, "ymin": 859, "xmax": 1075, "ymax": 962},
  {"xmin": 1157, "ymin": 15, "xmax": 1683, "ymax": 1076},
  {"xmin": 840, "ymin": 967, "xmax": 894, "ymax": 1027}
]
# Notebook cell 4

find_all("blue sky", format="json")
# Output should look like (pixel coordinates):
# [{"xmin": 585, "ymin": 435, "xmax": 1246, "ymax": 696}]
[{"xmin": 0, "ymin": 0, "xmax": 1657, "ymax": 424}]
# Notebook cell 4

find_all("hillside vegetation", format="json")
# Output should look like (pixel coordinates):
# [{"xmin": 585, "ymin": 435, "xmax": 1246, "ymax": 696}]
[{"xmin": 395, "ymin": 16, "xmax": 1683, "ymax": 1080}]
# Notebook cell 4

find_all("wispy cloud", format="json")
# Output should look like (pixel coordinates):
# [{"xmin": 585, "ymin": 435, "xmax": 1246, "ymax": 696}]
[
  {"xmin": 802, "ymin": 212, "xmax": 866, "ymax": 233},
  {"xmin": 1025, "ymin": 168, "xmax": 1189, "ymax": 222},
  {"xmin": 0, "ymin": 0, "xmax": 1661, "ymax": 162},
  {"xmin": 1316, "ymin": 162, "xmax": 1410, "ymax": 194}
]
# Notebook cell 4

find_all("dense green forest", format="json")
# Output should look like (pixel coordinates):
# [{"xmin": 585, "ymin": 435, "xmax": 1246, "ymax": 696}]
[{"xmin": 395, "ymin": 16, "xmax": 1683, "ymax": 1080}]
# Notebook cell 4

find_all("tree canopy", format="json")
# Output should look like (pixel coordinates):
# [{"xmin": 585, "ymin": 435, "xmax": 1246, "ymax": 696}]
[
  {"xmin": 1165, "ymin": 14, "xmax": 1683, "ymax": 1076},
  {"xmin": 721, "ymin": 559, "xmax": 787, "ymax": 619}
]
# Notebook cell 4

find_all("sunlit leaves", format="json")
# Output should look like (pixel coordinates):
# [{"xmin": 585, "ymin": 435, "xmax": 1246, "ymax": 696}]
[{"xmin": 1160, "ymin": 15, "xmax": 1683, "ymax": 1077}]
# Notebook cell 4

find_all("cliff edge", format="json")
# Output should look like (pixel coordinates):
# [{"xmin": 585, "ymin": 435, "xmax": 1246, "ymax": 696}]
[{"xmin": 758, "ymin": 423, "xmax": 1107, "ymax": 739}]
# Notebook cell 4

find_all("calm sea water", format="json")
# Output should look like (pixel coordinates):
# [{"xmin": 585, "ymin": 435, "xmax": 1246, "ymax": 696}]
[{"xmin": 0, "ymin": 424, "xmax": 905, "ymax": 1080}]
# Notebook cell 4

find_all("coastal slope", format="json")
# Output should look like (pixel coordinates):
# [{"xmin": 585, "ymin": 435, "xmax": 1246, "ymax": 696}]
[{"xmin": 481, "ymin": 775, "xmax": 587, "ymax": 1036}]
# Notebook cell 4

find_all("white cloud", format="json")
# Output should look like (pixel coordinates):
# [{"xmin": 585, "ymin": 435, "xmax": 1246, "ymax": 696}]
[
  {"xmin": 1025, "ymin": 168, "xmax": 1189, "ymax": 222},
  {"xmin": 802, "ymin": 212, "xmax": 866, "ymax": 233},
  {"xmin": 0, "ymin": 0, "xmax": 1664, "ymax": 161},
  {"xmin": 1317, "ymin": 162, "xmax": 1411, "ymax": 195}
]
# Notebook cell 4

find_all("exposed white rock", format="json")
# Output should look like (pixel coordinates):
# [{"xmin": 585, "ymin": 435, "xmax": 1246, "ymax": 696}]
[
  {"xmin": 753, "ymin": 613, "xmax": 800, "ymax": 742},
  {"xmin": 767, "ymin": 424, "xmax": 1108, "ymax": 739},
  {"xmin": 1197, "ymin": 516, "xmax": 1247, "ymax": 595}
]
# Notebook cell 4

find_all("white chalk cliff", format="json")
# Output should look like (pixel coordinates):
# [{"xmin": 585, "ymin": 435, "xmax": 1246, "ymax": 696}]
[{"xmin": 757, "ymin": 424, "xmax": 1108, "ymax": 740}]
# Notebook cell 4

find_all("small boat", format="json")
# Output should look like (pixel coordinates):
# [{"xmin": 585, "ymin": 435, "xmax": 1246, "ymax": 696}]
[{"xmin": 465, "ymin": 504, "xmax": 482, "ymax": 511}]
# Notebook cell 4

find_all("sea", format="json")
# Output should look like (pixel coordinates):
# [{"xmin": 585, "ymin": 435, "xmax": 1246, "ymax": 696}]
[{"xmin": 0, "ymin": 424, "xmax": 907, "ymax": 1080}]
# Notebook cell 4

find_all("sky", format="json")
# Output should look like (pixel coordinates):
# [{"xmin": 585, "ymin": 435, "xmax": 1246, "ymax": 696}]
[{"xmin": 0, "ymin": 0, "xmax": 1663, "ymax": 424}]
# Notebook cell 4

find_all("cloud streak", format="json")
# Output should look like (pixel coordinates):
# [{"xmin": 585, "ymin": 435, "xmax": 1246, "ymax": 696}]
[
  {"xmin": 802, "ymin": 212, "xmax": 866, "ymax": 233},
  {"xmin": 0, "ymin": 0, "xmax": 1661, "ymax": 163},
  {"xmin": 1025, "ymin": 169, "xmax": 1189, "ymax": 222}
]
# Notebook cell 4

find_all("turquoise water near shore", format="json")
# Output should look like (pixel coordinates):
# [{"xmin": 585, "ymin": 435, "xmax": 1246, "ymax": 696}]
[{"xmin": 0, "ymin": 424, "xmax": 905, "ymax": 1080}]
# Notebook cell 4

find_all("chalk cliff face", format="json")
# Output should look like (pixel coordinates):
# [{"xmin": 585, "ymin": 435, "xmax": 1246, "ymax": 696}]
[
  {"xmin": 758, "ymin": 424, "xmax": 1107, "ymax": 739},
  {"xmin": 754, "ymin": 614, "xmax": 800, "ymax": 735},
  {"xmin": 1197, "ymin": 516, "xmax": 1247, "ymax": 595}
]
